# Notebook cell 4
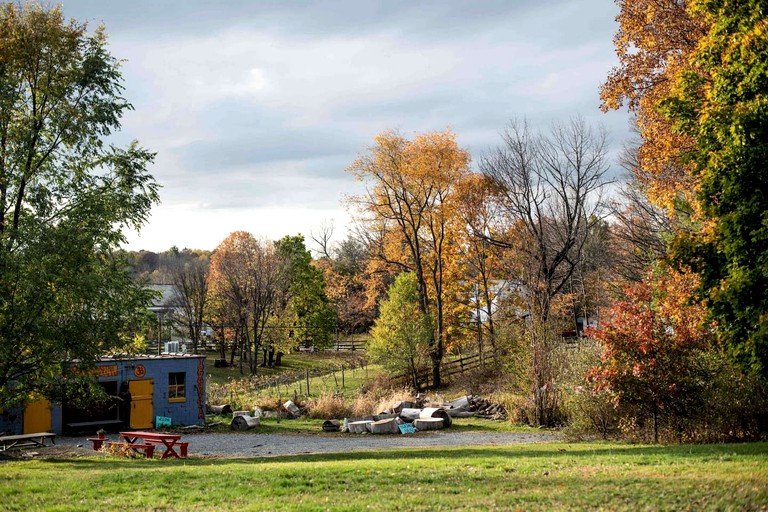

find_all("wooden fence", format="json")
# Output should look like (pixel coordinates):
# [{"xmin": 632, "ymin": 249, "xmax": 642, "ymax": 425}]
[
  {"xmin": 247, "ymin": 359, "xmax": 370, "ymax": 397},
  {"xmin": 395, "ymin": 351, "xmax": 493, "ymax": 390}
]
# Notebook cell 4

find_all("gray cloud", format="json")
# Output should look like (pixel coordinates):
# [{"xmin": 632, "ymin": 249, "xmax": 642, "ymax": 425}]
[{"xmin": 55, "ymin": 0, "xmax": 629, "ymax": 250}]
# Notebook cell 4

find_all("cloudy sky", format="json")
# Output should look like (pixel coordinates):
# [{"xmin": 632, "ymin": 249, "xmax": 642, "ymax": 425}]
[{"xmin": 59, "ymin": 1, "xmax": 630, "ymax": 252}]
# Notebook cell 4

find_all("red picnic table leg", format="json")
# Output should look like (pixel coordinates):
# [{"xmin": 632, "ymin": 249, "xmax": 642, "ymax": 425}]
[{"xmin": 159, "ymin": 440, "xmax": 180, "ymax": 459}]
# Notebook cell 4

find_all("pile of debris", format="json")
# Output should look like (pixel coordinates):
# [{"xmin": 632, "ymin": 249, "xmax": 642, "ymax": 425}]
[
  {"xmin": 468, "ymin": 395, "xmax": 508, "ymax": 420},
  {"xmin": 334, "ymin": 394, "xmax": 507, "ymax": 435}
]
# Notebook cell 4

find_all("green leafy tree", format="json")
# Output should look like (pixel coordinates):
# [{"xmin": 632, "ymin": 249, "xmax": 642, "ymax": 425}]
[
  {"xmin": 663, "ymin": 0, "xmax": 768, "ymax": 377},
  {"xmin": 0, "ymin": 4, "xmax": 159, "ymax": 407},
  {"xmin": 370, "ymin": 272, "xmax": 432, "ymax": 389},
  {"xmin": 274, "ymin": 235, "xmax": 336, "ymax": 351}
]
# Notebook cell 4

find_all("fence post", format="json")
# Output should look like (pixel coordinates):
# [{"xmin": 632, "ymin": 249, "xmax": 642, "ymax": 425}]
[
  {"xmin": 342, "ymin": 364, "xmax": 345, "ymax": 388},
  {"xmin": 306, "ymin": 369, "xmax": 310, "ymax": 397}
]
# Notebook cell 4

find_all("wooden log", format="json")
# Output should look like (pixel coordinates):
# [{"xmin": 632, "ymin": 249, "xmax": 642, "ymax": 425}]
[
  {"xmin": 322, "ymin": 420, "xmax": 340, "ymax": 432},
  {"xmin": 348, "ymin": 420, "xmax": 374, "ymax": 434},
  {"xmin": 392, "ymin": 401, "xmax": 416, "ymax": 414},
  {"xmin": 369, "ymin": 418, "xmax": 400, "ymax": 435},
  {"xmin": 282, "ymin": 400, "xmax": 301, "ymax": 418},
  {"xmin": 420, "ymin": 407, "xmax": 453, "ymax": 428},
  {"xmin": 413, "ymin": 418, "xmax": 444, "ymax": 430},
  {"xmin": 446, "ymin": 396, "xmax": 470, "ymax": 411},
  {"xmin": 230, "ymin": 415, "xmax": 260, "ymax": 430},
  {"xmin": 447, "ymin": 411, "xmax": 476, "ymax": 418},
  {"xmin": 207, "ymin": 404, "xmax": 232, "ymax": 415},
  {"xmin": 398, "ymin": 408, "xmax": 422, "ymax": 423}
]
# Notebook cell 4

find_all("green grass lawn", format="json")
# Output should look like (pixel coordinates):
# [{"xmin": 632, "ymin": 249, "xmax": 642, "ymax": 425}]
[{"xmin": 2, "ymin": 442, "xmax": 766, "ymax": 511}]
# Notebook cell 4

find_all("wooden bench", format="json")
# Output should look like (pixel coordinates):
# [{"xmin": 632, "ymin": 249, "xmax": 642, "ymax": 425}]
[
  {"xmin": 106, "ymin": 441, "xmax": 155, "ymax": 458},
  {"xmin": 87, "ymin": 437, "xmax": 107, "ymax": 450},
  {"xmin": 65, "ymin": 420, "xmax": 123, "ymax": 433},
  {"xmin": 0, "ymin": 432, "xmax": 56, "ymax": 451}
]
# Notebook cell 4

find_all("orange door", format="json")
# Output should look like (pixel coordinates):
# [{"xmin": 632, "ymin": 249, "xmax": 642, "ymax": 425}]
[
  {"xmin": 129, "ymin": 379, "xmax": 154, "ymax": 429},
  {"xmin": 23, "ymin": 399, "xmax": 52, "ymax": 433}
]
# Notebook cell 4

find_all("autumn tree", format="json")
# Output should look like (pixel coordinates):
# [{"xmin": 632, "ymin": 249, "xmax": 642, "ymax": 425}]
[
  {"xmin": 600, "ymin": 0, "xmax": 708, "ymax": 212},
  {"xmin": 208, "ymin": 232, "xmax": 286, "ymax": 372},
  {"xmin": 316, "ymin": 235, "xmax": 377, "ymax": 336},
  {"xmin": 481, "ymin": 117, "xmax": 609, "ymax": 426},
  {"xmin": 208, "ymin": 232, "xmax": 252, "ymax": 367},
  {"xmin": 590, "ymin": 268, "xmax": 714, "ymax": 442},
  {"xmin": 348, "ymin": 129, "xmax": 470, "ymax": 387},
  {"xmin": 450, "ymin": 173, "xmax": 506, "ymax": 357},
  {"xmin": 662, "ymin": 0, "xmax": 768, "ymax": 378},
  {"xmin": 370, "ymin": 272, "xmax": 432, "ymax": 389},
  {"xmin": 0, "ymin": 4, "xmax": 159, "ymax": 407},
  {"xmin": 604, "ymin": 0, "xmax": 768, "ymax": 378}
]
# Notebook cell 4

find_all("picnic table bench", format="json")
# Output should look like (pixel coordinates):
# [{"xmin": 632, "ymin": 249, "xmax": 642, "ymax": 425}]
[
  {"xmin": 0, "ymin": 432, "xmax": 56, "ymax": 451},
  {"xmin": 119, "ymin": 431, "xmax": 188, "ymax": 459}
]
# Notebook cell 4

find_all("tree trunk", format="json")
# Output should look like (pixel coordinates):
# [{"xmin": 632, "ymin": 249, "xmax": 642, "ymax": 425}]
[{"xmin": 430, "ymin": 348, "xmax": 442, "ymax": 388}]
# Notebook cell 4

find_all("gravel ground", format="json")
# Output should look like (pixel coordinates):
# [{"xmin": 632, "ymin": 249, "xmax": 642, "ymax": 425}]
[{"xmin": 54, "ymin": 431, "xmax": 559, "ymax": 458}]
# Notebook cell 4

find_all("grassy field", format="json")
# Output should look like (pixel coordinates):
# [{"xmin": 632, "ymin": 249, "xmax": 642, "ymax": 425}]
[
  {"xmin": 2, "ymin": 442, "xmax": 766, "ymax": 511},
  {"xmin": 205, "ymin": 349, "xmax": 369, "ymax": 387}
]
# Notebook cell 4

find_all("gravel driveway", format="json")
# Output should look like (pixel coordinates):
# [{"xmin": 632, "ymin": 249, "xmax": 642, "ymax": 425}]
[{"xmin": 55, "ymin": 431, "xmax": 559, "ymax": 458}]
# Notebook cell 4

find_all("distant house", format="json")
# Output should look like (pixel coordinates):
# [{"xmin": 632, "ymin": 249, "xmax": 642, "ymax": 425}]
[
  {"xmin": 467, "ymin": 280, "xmax": 526, "ymax": 325},
  {"xmin": 1, "ymin": 354, "xmax": 206, "ymax": 435}
]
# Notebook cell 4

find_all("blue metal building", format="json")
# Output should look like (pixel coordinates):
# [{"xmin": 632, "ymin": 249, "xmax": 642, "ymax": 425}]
[{"xmin": 0, "ymin": 354, "xmax": 206, "ymax": 435}]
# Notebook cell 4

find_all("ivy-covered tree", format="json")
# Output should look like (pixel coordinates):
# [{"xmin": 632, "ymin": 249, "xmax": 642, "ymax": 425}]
[
  {"xmin": 0, "ymin": 4, "xmax": 159, "ymax": 407},
  {"xmin": 663, "ymin": 0, "xmax": 768, "ymax": 377}
]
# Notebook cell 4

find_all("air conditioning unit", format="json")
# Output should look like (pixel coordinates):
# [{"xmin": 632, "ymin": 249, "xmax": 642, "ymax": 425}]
[{"xmin": 164, "ymin": 341, "xmax": 180, "ymax": 353}]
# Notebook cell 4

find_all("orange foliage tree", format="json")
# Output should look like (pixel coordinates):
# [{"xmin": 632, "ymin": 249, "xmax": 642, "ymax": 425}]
[
  {"xmin": 589, "ymin": 267, "xmax": 713, "ymax": 442},
  {"xmin": 207, "ymin": 231, "xmax": 285, "ymax": 373},
  {"xmin": 347, "ymin": 129, "xmax": 471, "ymax": 386},
  {"xmin": 448, "ymin": 173, "xmax": 507, "ymax": 357},
  {"xmin": 600, "ymin": 0, "xmax": 708, "ymax": 212}
]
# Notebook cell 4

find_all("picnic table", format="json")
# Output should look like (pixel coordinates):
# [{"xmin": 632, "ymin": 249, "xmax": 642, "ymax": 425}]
[
  {"xmin": 118, "ymin": 431, "xmax": 188, "ymax": 459},
  {"xmin": 0, "ymin": 432, "xmax": 56, "ymax": 451}
]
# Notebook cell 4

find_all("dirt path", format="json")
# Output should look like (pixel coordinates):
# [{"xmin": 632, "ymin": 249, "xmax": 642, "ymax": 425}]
[{"xmin": 52, "ymin": 431, "xmax": 560, "ymax": 458}]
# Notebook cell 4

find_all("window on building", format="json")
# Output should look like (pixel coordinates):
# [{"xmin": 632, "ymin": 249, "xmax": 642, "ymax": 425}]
[{"xmin": 168, "ymin": 372, "xmax": 186, "ymax": 401}]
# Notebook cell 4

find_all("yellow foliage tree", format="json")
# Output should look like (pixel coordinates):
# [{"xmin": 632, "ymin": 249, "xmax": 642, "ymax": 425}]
[
  {"xmin": 600, "ymin": 0, "xmax": 708, "ymax": 212},
  {"xmin": 348, "ymin": 129, "xmax": 470, "ymax": 386}
]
